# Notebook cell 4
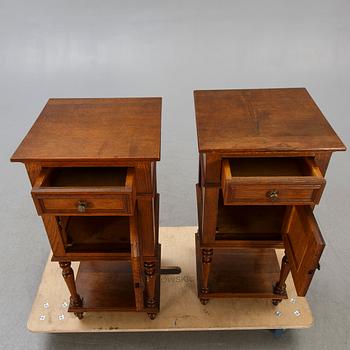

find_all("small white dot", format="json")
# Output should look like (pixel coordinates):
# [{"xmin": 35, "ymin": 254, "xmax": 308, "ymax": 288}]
[
  {"xmin": 275, "ymin": 310, "xmax": 282, "ymax": 317},
  {"xmin": 58, "ymin": 314, "xmax": 65, "ymax": 320},
  {"xmin": 294, "ymin": 310, "xmax": 301, "ymax": 317},
  {"xmin": 62, "ymin": 302, "xmax": 68, "ymax": 308},
  {"xmin": 290, "ymin": 298, "xmax": 296, "ymax": 304},
  {"xmin": 39, "ymin": 315, "xmax": 45, "ymax": 321},
  {"xmin": 43, "ymin": 303, "xmax": 49, "ymax": 309}
]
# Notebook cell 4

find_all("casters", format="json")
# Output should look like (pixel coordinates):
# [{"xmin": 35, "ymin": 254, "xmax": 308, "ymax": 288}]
[
  {"xmin": 272, "ymin": 299, "xmax": 282, "ymax": 306},
  {"xmin": 148, "ymin": 313, "xmax": 157, "ymax": 320},
  {"xmin": 200, "ymin": 298, "xmax": 209, "ymax": 305},
  {"xmin": 74, "ymin": 312, "xmax": 84, "ymax": 319},
  {"xmin": 270, "ymin": 329, "xmax": 287, "ymax": 338}
]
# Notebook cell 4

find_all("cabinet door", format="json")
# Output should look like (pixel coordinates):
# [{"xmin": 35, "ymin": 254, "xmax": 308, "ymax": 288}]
[{"xmin": 283, "ymin": 206, "xmax": 325, "ymax": 296}]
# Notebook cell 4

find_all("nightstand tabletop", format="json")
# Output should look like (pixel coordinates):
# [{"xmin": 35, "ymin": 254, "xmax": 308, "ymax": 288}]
[
  {"xmin": 11, "ymin": 97, "xmax": 162, "ymax": 162},
  {"xmin": 194, "ymin": 88, "xmax": 346, "ymax": 153}
]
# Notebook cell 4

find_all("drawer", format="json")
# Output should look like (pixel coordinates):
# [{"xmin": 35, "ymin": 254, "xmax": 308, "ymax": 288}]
[
  {"xmin": 31, "ymin": 167, "xmax": 135, "ymax": 215},
  {"xmin": 221, "ymin": 157, "xmax": 325, "ymax": 205}
]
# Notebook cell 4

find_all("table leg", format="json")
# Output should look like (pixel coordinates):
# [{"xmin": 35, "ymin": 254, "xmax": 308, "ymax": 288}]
[
  {"xmin": 144, "ymin": 260, "xmax": 157, "ymax": 319},
  {"xmin": 59, "ymin": 261, "xmax": 83, "ymax": 319},
  {"xmin": 200, "ymin": 248, "xmax": 213, "ymax": 305},
  {"xmin": 273, "ymin": 254, "xmax": 290, "ymax": 305}
]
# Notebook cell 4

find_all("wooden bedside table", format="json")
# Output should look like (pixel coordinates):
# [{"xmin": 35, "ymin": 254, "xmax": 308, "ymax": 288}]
[
  {"xmin": 194, "ymin": 88, "xmax": 346, "ymax": 305},
  {"xmin": 11, "ymin": 97, "xmax": 162, "ymax": 320}
]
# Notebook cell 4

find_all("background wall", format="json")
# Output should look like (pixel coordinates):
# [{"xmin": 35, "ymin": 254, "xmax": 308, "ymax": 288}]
[{"xmin": 1, "ymin": 1, "xmax": 349, "ymax": 349}]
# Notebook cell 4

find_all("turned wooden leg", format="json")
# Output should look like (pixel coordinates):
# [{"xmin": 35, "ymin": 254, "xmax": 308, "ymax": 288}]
[
  {"xmin": 200, "ymin": 248, "xmax": 213, "ymax": 305},
  {"xmin": 144, "ymin": 261, "xmax": 158, "ymax": 316},
  {"xmin": 273, "ymin": 254, "xmax": 291, "ymax": 305},
  {"xmin": 59, "ymin": 262, "xmax": 83, "ymax": 318},
  {"xmin": 147, "ymin": 313, "xmax": 157, "ymax": 320}
]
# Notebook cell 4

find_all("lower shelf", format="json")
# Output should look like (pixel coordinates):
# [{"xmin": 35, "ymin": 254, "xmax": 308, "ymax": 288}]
[
  {"xmin": 68, "ymin": 245, "xmax": 161, "ymax": 314},
  {"xmin": 27, "ymin": 227, "xmax": 312, "ymax": 333},
  {"xmin": 196, "ymin": 234, "xmax": 287, "ymax": 299},
  {"xmin": 69, "ymin": 261, "xmax": 136, "ymax": 312}
]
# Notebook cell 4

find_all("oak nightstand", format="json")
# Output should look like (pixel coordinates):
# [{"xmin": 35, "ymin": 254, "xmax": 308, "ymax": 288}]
[
  {"xmin": 194, "ymin": 88, "xmax": 346, "ymax": 305},
  {"xmin": 11, "ymin": 97, "xmax": 162, "ymax": 319}
]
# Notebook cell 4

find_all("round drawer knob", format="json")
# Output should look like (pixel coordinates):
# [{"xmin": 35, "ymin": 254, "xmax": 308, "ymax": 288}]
[
  {"xmin": 77, "ymin": 200, "xmax": 88, "ymax": 213},
  {"xmin": 266, "ymin": 189, "xmax": 279, "ymax": 201}
]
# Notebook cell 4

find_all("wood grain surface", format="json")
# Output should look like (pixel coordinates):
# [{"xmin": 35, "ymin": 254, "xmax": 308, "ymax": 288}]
[
  {"xmin": 194, "ymin": 88, "xmax": 346, "ymax": 153},
  {"xmin": 11, "ymin": 97, "xmax": 162, "ymax": 162}
]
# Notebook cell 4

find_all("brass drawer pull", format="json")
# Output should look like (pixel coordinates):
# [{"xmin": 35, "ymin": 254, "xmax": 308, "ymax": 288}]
[
  {"xmin": 77, "ymin": 200, "xmax": 88, "ymax": 213},
  {"xmin": 266, "ymin": 189, "xmax": 279, "ymax": 201}
]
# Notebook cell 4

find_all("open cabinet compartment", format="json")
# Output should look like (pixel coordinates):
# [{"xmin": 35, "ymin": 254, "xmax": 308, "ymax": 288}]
[
  {"xmin": 216, "ymin": 192, "xmax": 286, "ymax": 248},
  {"xmin": 58, "ymin": 216, "xmax": 132, "ymax": 253}
]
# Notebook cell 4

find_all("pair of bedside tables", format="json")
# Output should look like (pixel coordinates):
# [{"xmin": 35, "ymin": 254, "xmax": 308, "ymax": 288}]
[{"xmin": 12, "ymin": 88, "xmax": 345, "ymax": 320}]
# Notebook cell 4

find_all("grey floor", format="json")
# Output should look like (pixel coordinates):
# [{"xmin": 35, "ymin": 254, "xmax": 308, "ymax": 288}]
[{"xmin": 1, "ymin": 1, "xmax": 350, "ymax": 349}]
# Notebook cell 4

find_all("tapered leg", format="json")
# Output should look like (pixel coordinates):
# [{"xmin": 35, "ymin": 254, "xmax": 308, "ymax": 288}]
[
  {"xmin": 200, "ymin": 248, "xmax": 213, "ymax": 305},
  {"xmin": 144, "ymin": 261, "xmax": 158, "ymax": 319},
  {"xmin": 273, "ymin": 254, "xmax": 291, "ymax": 305},
  {"xmin": 59, "ymin": 261, "xmax": 84, "ymax": 319}
]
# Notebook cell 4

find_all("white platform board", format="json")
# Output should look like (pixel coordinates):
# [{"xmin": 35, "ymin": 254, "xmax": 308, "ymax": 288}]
[{"xmin": 27, "ymin": 226, "xmax": 313, "ymax": 332}]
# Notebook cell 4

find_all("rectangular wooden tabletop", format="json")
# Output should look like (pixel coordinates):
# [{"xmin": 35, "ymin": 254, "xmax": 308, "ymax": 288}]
[
  {"xmin": 11, "ymin": 98, "xmax": 162, "ymax": 162},
  {"xmin": 194, "ymin": 88, "xmax": 346, "ymax": 153}
]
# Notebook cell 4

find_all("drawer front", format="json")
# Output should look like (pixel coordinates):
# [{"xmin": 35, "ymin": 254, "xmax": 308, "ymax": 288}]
[
  {"xmin": 34, "ymin": 194, "xmax": 133, "ymax": 215},
  {"xmin": 224, "ymin": 184, "xmax": 322, "ymax": 205},
  {"xmin": 31, "ymin": 167, "xmax": 135, "ymax": 215},
  {"xmin": 221, "ymin": 158, "xmax": 325, "ymax": 205}
]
